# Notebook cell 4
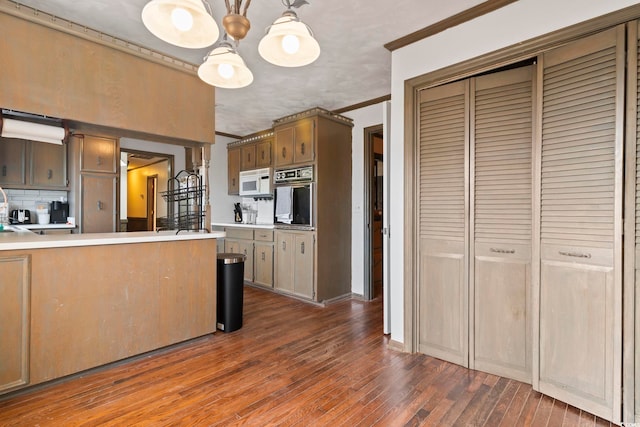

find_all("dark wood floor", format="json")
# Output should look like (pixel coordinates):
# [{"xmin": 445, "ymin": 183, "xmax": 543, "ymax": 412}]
[{"xmin": 0, "ymin": 286, "xmax": 612, "ymax": 426}]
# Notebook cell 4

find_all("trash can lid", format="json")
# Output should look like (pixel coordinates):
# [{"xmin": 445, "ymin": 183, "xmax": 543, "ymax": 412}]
[{"xmin": 217, "ymin": 252, "xmax": 246, "ymax": 264}]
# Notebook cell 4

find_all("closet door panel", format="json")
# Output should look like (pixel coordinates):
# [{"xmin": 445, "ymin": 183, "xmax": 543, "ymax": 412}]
[
  {"xmin": 632, "ymin": 20, "xmax": 640, "ymax": 423},
  {"xmin": 472, "ymin": 66, "xmax": 533, "ymax": 383},
  {"xmin": 417, "ymin": 80, "xmax": 469, "ymax": 366},
  {"xmin": 538, "ymin": 26, "xmax": 623, "ymax": 423}
]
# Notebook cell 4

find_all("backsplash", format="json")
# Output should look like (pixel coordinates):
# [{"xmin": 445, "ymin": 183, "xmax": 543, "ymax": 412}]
[{"xmin": 3, "ymin": 189, "xmax": 68, "ymax": 212}]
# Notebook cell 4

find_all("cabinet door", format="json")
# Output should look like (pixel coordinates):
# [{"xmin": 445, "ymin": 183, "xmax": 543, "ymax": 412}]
[
  {"xmin": 254, "ymin": 242, "xmax": 273, "ymax": 288},
  {"xmin": 0, "ymin": 255, "xmax": 30, "ymax": 392},
  {"xmin": 256, "ymin": 140, "xmax": 272, "ymax": 168},
  {"xmin": 30, "ymin": 141, "xmax": 67, "ymax": 188},
  {"xmin": 0, "ymin": 138, "xmax": 26, "ymax": 186},
  {"xmin": 227, "ymin": 147, "xmax": 240, "ymax": 195},
  {"xmin": 241, "ymin": 144, "xmax": 256, "ymax": 171},
  {"xmin": 294, "ymin": 118, "xmax": 314, "ymax": 164},
  {"xmin": 293, "ymin": 232, "xmax": 314, "ymax": 299},
  {"xmin": 81, "ymin": 173, "xmax": 117, "ymax": 233},
  {"xmin": 224, "ymin": 239, "xmax": 240, "ymax": 254},
  {"xmin": 275, "ymin": 232, "xmax": 294, "ymax": 293},
  {"xmin": 238, "ymin": 240, "xmax": 254, "ymax": 282},
  {"xmin": 536, "ymin": 27, "xmax": 623, "ymax": 422},
  {"xmin": 274, "ymin": 126, "xmax": 294, "ymax": 167},
  {"xmin": 81, "ymin": 135, "xmax": 116, "ymax": 173}
]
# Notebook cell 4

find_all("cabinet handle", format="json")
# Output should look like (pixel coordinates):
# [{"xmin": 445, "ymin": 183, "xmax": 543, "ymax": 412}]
[
  {"xmin": 248, "ymin": 153, "xmax": 251, "ymax": 162},
  {"xmin": 262, "ymin": 252, "xmax": 265, "ymax": 261},
  {"xmin": 301, "ymin": 142, "xmax": 305, "ymax": 155},
  {"xmin": 559, "ymin": 250, "xmax": 591, "ymax": 259},
  {"xmin": 282, "ymin": 147, "xmax": 286, "ymax": 158},
  {"xmin": 261, "ymin": 150, "xmax": 265, "ymax": 160},
  {"xmin": 232, "ymin": 178, "xmax": 236, "ymax": 186},
  {"xmin": 2, "ymin": 165, "xmax": 6, "ymax": 177},
  {"xmin": 301, "ymin": 242, "xmax": 305, "ymax": 254},
  {"xmin": 97, "ymin": 200, "xmax": 103, "ymax": 210},
  {"xmin": 47, "ymin": 169, "xmax": 53, "ymax": 180},
  {"xmin": 282, "ymin": 241, "xmax": 286, "ymax": 250},
  {"xmin": 244, "ymin": 248, "xmax": 247, "ymax": 255},
  {"xmin": 97, "ymin": 156, "xmax": 103, "ymax": 166},
  {"xmin": 490, "ymin": 248, "xmax": 515, "ymax": 254}
]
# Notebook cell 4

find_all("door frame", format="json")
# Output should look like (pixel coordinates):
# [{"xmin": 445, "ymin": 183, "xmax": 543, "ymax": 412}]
[
  {"xmin": 363, "ymin": 124, "xmax": 384, "ymax": 301},
  {"xmin": 146, "ymin": 175, "xmax": 157, "ymax": 231}
]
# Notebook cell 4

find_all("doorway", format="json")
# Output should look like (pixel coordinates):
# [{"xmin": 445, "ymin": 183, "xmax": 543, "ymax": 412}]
[
  {"xmin": 364, "ymin": 125, "xmax": 385, "ymax": 301},
  {"xmin": 120, "ymin": 148, "xmax": 173, "ymax": 232}
]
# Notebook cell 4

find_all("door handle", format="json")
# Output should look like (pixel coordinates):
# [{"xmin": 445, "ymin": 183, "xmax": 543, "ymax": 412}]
[
  {"xmin": 282, "ymin": 147, "xmax": 286, "ymax": 158},
  {"xmin": 282, "ymin": 241, "xmax": 286, "ymax": 250},
  {"xmin": 301, "ymin": 242, "xmax": 305, "ymax": 254},
  {"xmin": 262, "ymin": 252, "xmax": 265, "ymax": 261},
  {"xmin": 301, "ymin": 142, "xmax": 305, "ymax": 155},
  {"xmin": 97, "ymin": 156, "xmax": 103, "ymax": 166},
  {"xmin": 47, "ymin": 169, "xmax": 53, "ymax": 180},
  {"xmin": 248, "ymin": 153, "xmax": 251, "ymax": 163},
  {"xmin": 97, "ymin": 200, "xmax": 103, "ymax": 210},
  {"xmin": 2, "ymin": 165, "xmax": 6, "ymax": 177},
  {"xmin": 261, "ymin": 150, "xmax": 265, "ymax": 160}
]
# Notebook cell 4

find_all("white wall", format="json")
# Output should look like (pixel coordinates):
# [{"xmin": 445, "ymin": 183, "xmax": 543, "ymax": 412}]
[
  {"xmin": 343, "ymin": 104, "xmax": 385, "ymax": 297},
  {"xmin": 388, "ymin": 0, "xmax": 639, "ymax": 345},
  {"xmin": 209, "ymin": 135, "xmax": 241, "ymax": 224}
]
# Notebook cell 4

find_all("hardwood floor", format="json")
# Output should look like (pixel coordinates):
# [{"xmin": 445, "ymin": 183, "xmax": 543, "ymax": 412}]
[{"xmin": 0, "ymin": 286, "xmax": 612, "ymax": 426}]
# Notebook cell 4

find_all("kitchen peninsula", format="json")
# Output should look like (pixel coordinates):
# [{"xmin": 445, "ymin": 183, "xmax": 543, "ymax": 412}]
[{"xmin": 0, "ymin": 229, "xmax": 223, "ymax": 395}]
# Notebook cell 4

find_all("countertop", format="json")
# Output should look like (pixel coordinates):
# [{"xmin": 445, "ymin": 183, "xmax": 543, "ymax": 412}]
[
  {"xmin": 211, "ymin": 222, "xmax": 275, "ymax": 230},
  {"xmin": 14, "ymin": 223, "xmax": 76, "ymax": 230},
  {"xmin": 0, "ymin": 226, "xmax": 225, "ymax": 251}
]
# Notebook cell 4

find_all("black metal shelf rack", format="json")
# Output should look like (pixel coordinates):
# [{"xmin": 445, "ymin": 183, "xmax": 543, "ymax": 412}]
[{"xmin": 159, "ymin": 170, "xmax": 205, "ymax": 232}]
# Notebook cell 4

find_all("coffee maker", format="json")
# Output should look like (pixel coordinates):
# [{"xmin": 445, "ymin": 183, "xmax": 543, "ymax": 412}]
[{"xmin": 50, "ymin": 201, "xmax": 69, "ymax": 224}]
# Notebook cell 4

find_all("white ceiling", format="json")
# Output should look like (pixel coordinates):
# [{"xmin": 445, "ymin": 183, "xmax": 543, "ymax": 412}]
[{"xmin": 13, "ymin": 0, "xmax": 485, "ymax": 137}]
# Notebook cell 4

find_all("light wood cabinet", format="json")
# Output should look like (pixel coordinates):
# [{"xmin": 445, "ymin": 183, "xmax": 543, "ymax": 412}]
[
  {"xmin": 256, "ymin": 139, "xmax": 272, "ymax": 168},
  {"xmin": 81, "ymin": 135, "xmax": 116, "ymax": 173},
  {"xmin": 30, "ymin": 141, "xmax": 67, "ymax": 188},
  {"xmin": 275, "ymin": 230, "xmax": 315, "ymax": 300},
  {"xmin": 254, "ymin": 242, "xmax": 273, "ymax": 288},
  {"xmin": 241, "ymin": 143, "xmax": 256, "ymax": 171},
  {"xmin": 69, "ymin": 134, "xmax": 119, "ymax": 233},
  {"xmin": 274, "ymin": 118, "xmax": 315, "ymax": 167},
  {"xmin": 0, "ymin": 255, "xmax": 30, "ymax": 393},
  {"xmin": 0, "ymin": 138, "xmax": 67, "ymax": 189},
  {"xmin": 224, "ymin": 238, "xmax": 254, "ymax": 283},
  {"xmin": 0, "ymin": 138, "xmax": 26, "ymax": 186},
  {"xmin": 227, "ymin": 146, "xmax": 240, "ymax": 195}
]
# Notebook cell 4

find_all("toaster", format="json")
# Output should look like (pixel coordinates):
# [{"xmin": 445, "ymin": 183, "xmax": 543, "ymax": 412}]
[{"xmin": 10, "ymin": 209, "xmax": 31, "ymax": 224}]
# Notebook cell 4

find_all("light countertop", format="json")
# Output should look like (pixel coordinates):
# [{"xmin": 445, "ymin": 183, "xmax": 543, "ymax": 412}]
[
  {"xmin": 211, "ymin": 222, "xmax": 275, "ymax": 230},
  {"xmin": 15, "ymin": 223, "xmax": 76, "ymax": 230},
  {"xmin": 0, "ymin": 226, "xmax": 225, "ymax": 251}
]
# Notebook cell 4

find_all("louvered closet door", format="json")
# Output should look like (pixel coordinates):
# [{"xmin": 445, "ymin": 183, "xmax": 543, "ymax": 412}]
[
  {"xmin": 632, "ymin": 21, "xmax": 640, "ymax": 424},
  {"xmin": 417, "ymin": 80, "xmax": 469, "ymax": 366},
  {"xmin": 537, "ymin": 26, "xmax": 623, "ymax": 422},
  {"xmin": 471, "ymin": 66, "xmax": 533, "ymax": 384}
]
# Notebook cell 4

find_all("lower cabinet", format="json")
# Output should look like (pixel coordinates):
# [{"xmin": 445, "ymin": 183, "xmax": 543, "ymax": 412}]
[
  {"xmin": 0, "ymin": 255, "xmax": 30, "ymax": 393},
  {"xmin": 275, "ymin": 230, "xmax": 315, "ymax": 300},
  {"xmin": 225, "ymin": 237, "xmax": 254, "ymax": 283}
]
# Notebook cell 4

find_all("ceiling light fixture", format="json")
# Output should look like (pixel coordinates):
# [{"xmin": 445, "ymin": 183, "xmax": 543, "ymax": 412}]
[
  {"xmin": 197, "ymin": 36, "xmax": 254, "ymax": 89},
  {"xmin": 142, "ymin": 0, "xmax": 319, "ymax": 89},
  {"xmin": 141, "ymin": 0, "xmax": 220, "ymax": 48},
  {"xmin": 258, "ymin": 0, "xmax": 320, "ymax": 67}
]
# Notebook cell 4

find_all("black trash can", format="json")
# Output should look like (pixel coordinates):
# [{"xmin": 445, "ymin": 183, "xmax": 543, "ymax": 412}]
[{"xmin": 216, "ymin": 252, "xmax": 246, "ymax": 333}]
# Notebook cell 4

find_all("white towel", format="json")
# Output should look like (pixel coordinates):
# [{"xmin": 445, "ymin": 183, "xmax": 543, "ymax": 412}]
[{"xmin": 275, "ymin": 186, "xmax": 292, "ymax": 223}]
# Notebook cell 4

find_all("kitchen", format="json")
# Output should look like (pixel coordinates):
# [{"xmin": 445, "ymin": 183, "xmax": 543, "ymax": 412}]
[{"xmin": 2, "ymin": 0, "xmax": 640, "ymax": 425}]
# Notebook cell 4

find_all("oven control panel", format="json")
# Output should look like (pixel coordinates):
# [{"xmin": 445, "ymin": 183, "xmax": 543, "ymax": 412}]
[{"xmin": 274, "ymin": 165, "xmax": 314, "ymax": 183}]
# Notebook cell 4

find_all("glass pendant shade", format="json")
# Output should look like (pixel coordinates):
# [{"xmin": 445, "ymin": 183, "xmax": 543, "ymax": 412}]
[
  {"xmin": 258, "ymin": 12, "xmax": 320, "ymax": 67},
  {"xmin": 142, "ymin": 0, "xmax": 219, "ymax": 48},
  {"xmin": 198, "ymin": 43, "xmax": 253, "ymax": 89}
]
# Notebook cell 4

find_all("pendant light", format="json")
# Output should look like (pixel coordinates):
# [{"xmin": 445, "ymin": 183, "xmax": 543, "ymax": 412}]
[
  {"xmin": 142, "ymin": 0, "xmax": 219, "ymax": 49},
  {"xmin": 198, "ymin": 37, "xmax": 254, "ymax": 89},
  {"xmin": 258, "ymin": 0, "xmax": 320, "ymax": 67}
]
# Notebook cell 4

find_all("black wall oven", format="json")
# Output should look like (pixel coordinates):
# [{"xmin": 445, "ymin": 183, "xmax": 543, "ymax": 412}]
[{"xmin": 274, "ymin": 166, "xmax": 314, "ymax": 228}]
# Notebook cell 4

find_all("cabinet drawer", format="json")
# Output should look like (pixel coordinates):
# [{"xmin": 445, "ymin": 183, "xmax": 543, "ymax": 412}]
[
  {"xmin": 225, "ymin": 227, "xmax": 254, "ymax": 240},
  {"xmin": 254, "ymin": 229, "xmax": 274, "ymax": 242}
]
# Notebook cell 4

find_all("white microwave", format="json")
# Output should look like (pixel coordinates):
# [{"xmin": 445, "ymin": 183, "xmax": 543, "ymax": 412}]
[{"xmin": 239, "ymin": 167, "xmax": 272, "ymax": 196}]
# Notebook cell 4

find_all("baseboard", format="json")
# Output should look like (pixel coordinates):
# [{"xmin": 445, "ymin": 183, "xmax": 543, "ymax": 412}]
[{"xmin": 388, "ymin": 339, "xmax": 406, "ymax": 353}]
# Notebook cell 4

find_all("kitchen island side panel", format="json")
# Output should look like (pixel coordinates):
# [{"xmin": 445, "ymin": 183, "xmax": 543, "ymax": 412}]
[{"xmin": 25, "ymin": 239, "xmax": 216, "ymax": 385}]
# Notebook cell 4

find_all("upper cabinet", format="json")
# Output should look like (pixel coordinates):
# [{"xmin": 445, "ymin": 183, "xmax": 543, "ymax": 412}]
[
  {"xmin": 227, "ymin": 130, "xmax": 274, "ymax": 195},
  {"xmin": 274, "ymin": 117, "xmax": 315, "ymax": 167},
  {"xmin": 0, "ymin": 138, "xmax": 67, "ymax": 190},
  {"xmin": 81, "ymin": 135, "xmax": 117, "ymax": 173}
]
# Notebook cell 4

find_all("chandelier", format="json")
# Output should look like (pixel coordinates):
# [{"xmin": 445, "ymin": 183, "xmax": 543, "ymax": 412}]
[{"xmin": 141, "ymin": 0, "xmax": 320, "ymax": 89}]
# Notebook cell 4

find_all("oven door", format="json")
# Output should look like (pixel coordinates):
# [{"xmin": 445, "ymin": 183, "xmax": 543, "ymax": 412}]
[{"xmin": 274, "ymin": 183, "xmax": 313, "ymax": 228}]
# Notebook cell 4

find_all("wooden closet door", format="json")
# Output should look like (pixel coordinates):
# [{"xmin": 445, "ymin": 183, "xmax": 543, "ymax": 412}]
[
  {"xmin": 537, "ymin": 26, "xmax": 624, "ymax": 423},
  {"xmin": 470, "ymin": 66, "xmax": 533, "ymax": 383},
  {"xmin": 417, "ymin": 80, "xmax": 469, "ymax": 366}
]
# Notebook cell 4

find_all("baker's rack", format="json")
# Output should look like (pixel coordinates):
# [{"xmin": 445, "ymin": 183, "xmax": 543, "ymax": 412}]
[{"xmin": 160, "ymin": 170, "xmax": 205, "ymax": 232}]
